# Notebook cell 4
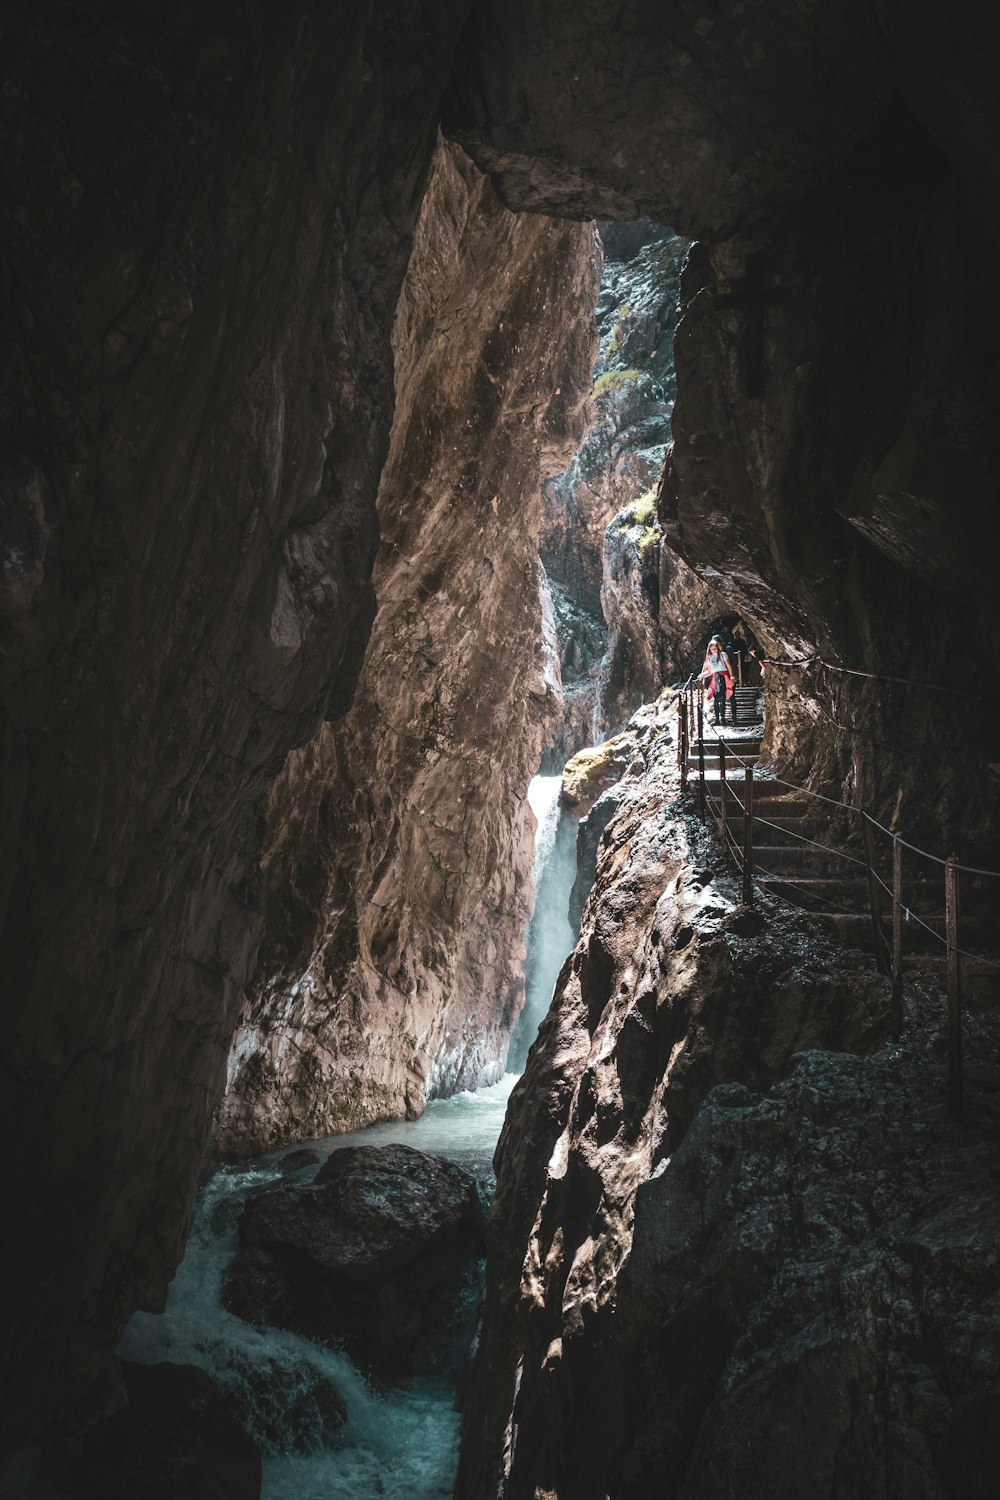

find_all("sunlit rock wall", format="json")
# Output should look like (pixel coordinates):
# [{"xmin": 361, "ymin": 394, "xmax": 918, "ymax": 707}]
[
  {"xmin": 217, "ymin": 142, "xmax": 599, "ymax": 1155},
  {"xmin": 456, "ymin": 707, "xmax": 999, "ymax": 1500},
  {"xmin": 541, "ymin": 225, "xmax": 691, "ymax": 755}
]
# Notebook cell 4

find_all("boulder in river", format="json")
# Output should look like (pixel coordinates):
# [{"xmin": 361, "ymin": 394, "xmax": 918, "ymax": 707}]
[
  {"xmin": 224, "ymin": 1144, "xmax": 487, "ymax": 1384},
  {"xmin": 72, "ymin": 1360, "xmax": 261, "ymax": 1500}
]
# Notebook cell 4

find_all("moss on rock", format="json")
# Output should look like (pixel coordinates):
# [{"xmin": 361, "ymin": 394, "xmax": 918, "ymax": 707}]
[{"xmin": 561, "ymin": 734, "xmax": 633, "ymax": 814}]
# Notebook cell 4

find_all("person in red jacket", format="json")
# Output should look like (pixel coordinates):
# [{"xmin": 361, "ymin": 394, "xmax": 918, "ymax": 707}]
[{"xmin": 699, "ymin": 636, "xmax": 734, "ymax": 725}]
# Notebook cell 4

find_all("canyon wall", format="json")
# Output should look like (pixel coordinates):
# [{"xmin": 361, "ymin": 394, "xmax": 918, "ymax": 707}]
[
  {"xmin": 217, "ymin": 141, "xmax": 598, "ymax": 1155},
  {"xmin": 447, "ymin": 0, "xmax": 1000, "ymax": 857},
  {"xmin": 456, "ymin": 708, "xmax": 1000, "ymax": 1500},
  {"xmin": 5, "ymin": 0, "xmax": 1000, "ymax": 1474},
  {"xmin": 0, "ymin": 0, "xmax": 474, "ymax": 1456}
]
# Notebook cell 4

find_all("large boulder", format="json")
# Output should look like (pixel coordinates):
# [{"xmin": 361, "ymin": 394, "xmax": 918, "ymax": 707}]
[
  {"xmin": 71, "ymin": 1361, "xmax": 260, "ymax": 1500},
  {"xmin": 224, "ymin": 1145, "xmax": 486, "ymax": 1384}
]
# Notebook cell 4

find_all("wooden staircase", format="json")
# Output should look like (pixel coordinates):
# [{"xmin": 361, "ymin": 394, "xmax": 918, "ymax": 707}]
[{"xmin": 685, "ymin": 728, "xmax": 1000, "ymax": 1004}]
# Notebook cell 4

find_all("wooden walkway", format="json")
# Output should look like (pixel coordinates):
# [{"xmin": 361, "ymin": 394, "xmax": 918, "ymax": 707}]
[{"xmin": 671, "ymin": 686, "xmax": 1000, "ymax": 1120}]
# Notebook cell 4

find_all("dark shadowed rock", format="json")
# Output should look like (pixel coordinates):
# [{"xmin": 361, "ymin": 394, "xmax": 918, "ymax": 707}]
[
  {"xmin": 0, "ymin": 0, "xmax": 474, "ymax": 1453},
  {"xmin": 224, "ymin": 1144, "xmax": 486, "ymax": 1384},
  {"xmin": 456, "ymin": 694, "xmax": 1000, "ymax": 1499},
  {"xmin": 278, "ymin": 1149, "xmax": 321, "ymax": 1175},
  {"xmin": 71, "ymin": 1361, "xmax": 260, "ymax": 1500},
  {"xmin": 444, "ymin": 0, "xmax": 890, "ymax": 236}
]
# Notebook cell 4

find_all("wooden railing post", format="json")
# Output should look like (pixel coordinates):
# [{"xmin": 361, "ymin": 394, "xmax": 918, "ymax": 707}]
[
  {"xmin": 945, "ymin": 854, "xmax": 963, "ymax": 1120},
  {"xmin": 677, "ymin": 694, "xmax": 686, "ymax": 770},
  {"xmin": 696, "ymin": 702, "xmax": 706, "ymax": 821},
  {"xmin": 862, "ymin": 816, "xmax": 890, "ymax": 976},
  {"xmin": 891, "ymin": 833, "xmax": 903, "ymax": 1038},
  {"xmin": 742, "ymin": 765, "xmax": 754, "ymax": 905},
  {"xmin": 719, "ymin": 740, "xmax": 728, "ymax": 867}
]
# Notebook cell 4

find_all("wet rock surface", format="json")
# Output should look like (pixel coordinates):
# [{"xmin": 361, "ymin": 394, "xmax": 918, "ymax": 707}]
[
  {"xmin": 618, "ymin": 1029, "xmax": 1000, "ymax": 1499},
  {"xmin": 71, "ymin": 1361, "xmax": 261, "ymax": 1500},
  {"xmin": 540, "ymin": 226, "xmax": 697, "ymax": 751},
  {"xmin": 224, "ymin": 1144, "xmax": 487, "ymax": 1385},
  {"xmin": 455, "ymin": 703, "xmax": 1000, "ymax": 1498},
  {"xmin": 216, "ymin": 141, "xmax": 598, "ymax": 1155}
]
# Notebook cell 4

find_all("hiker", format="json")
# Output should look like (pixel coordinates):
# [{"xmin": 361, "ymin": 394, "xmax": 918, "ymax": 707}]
[{"xmin": 699, "ymin": 636, "xmax": 734, "ymax": 725}]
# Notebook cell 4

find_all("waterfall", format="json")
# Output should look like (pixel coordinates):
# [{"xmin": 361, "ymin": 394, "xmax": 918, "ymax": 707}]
[
  {"xmin": 120, "ymin": 1078, "xmax": 517, "ymax": 1499},
  {"xmin": 507, "ymin": 775, "xmax": 579, "ymax": 1071}
]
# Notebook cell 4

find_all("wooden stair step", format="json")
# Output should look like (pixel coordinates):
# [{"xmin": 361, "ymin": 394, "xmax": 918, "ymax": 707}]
[{"xmin": 752, "ymin": 845, "xmax": 857, "ymax": 875}]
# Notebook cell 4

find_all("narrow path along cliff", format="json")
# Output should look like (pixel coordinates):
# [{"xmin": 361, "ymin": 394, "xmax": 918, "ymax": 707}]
[{"xmin": 457, "ymin": 695, "xmax": 1000, "ymax": 1500}]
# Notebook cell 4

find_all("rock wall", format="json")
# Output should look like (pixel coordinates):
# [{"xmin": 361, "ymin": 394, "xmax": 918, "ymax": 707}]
[
  {"xmin": 662, "ymin": 111, "xmax": 1000, "ymax": 843},
  {"xmin": 540, "ymin": 227, "xmax": 686, "ymax": 615},
  {"xmin": 541, "ymin": 225, "xmax": 695, "ymax": 753},
  {"xmin": 0, "ymin": 0, "xmax": 472, "ymax": 1457},
  {"xmin": 444, "ymin": 5, "xmax": 1000, "ymax": 1495},
  {"xmin": 447, "ymin": 0, "xmax": 1000, "ymax": 872},
  {"xmin": 455, "ymin": 705, "xmax": 1000, "ymax": 1500},
  {"xmin": 216, "ymin": 142, "xmax": 598, "ymax": 1156},
  {"xmin": 6, "ymin": 0, "xmax": 1000, "ymax": 1474}
]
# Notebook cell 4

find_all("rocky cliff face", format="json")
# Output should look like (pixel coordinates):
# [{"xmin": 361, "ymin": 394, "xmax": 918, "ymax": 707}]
[
  {"xmin": 455, "ymin": 705, "xmax": 1000, "ymax": 1500},
  {"xmin": 7, "ymin": 0, "xmax": 1000, "ymax": 1476},
  {"xmin": 0, "ymin": 1, "xmax": 473, "ymax": 1456},
  {"xmin": 216, "ymin": 142, "xmax": 598, "ymax": 1156},
  {"xmin": 447, "ymin": 2, "xmax": 1000, "ymax": 849},
  {"xmin": 540, "ymin": 225, "xmax": 695, "ymax": 754}
]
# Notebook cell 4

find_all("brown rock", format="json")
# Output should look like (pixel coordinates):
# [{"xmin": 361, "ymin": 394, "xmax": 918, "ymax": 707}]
[
  {"xmin": 456, "ymin": 708, "xmax": 903, "ymax": 1497},
  {"xmin": 444, "ymin": 0, "xmax": 891, "ymax": 236},
  {"xmin": 71, "ymin": 1361, "xmax": 260, "ymax": 1500},
  {"xmin": 215, "ymin": 141, "xmax": 599, "ymax": 1154},
  {"xmin": 224, "ymin": 1143, "xmax": 486, "ymax": 1385},
  {"xmin": 0, "ymin": 1, "xmax": 472, "ymax": 1453}
]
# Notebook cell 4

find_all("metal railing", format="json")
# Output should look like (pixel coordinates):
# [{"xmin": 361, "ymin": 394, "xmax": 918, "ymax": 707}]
[{"xmin": 676, "ymin": 694, "xmax": 1000, "ymax": 1121}]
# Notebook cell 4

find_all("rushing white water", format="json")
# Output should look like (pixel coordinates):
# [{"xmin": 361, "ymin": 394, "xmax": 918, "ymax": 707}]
[
  {"xmin": 118, "ymin": 777, "xmax": 578, "ymax": 1489},
  {"xmin": 507, "ymin": 775, "xmax": 579, "ymax": 1070},
  {"xmin": 121, "ymin": 1074, "xmax": 518, "ymax": 1499}
]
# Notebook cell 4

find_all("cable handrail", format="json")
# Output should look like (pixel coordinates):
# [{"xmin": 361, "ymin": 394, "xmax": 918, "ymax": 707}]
[
  {"xmin": 706, "ymin": 734, "xmax": 1000, "ymax": 882},
  {"xmin": 760, "ymin": 652, "xmax": 986, "ymax": 701},
  {"xmin": 678, "ymin": 684, "xmax": 1000, "ymax": 1119}
]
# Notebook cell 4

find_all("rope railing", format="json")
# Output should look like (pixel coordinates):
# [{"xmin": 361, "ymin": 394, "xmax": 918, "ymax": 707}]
[
  {"xmin": 676, "ymin": 689, "xmax": 1000, "ymax": 1120},
  {"xmin": 760, "ymin": 652, "xmax": 987, "ymax": 702}
]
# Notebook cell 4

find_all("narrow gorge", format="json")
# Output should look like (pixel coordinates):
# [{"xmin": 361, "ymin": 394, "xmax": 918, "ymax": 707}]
[{"xmin": 2, "ymin": 4, "xmax": 999, "ymax": 1498}]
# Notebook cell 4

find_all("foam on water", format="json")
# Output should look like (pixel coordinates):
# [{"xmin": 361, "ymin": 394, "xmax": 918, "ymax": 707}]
[
  {"xmin": 121, "ymin": 1076, "xmax": 519, "ymax": 1498},
  {"xmin": 507, "ymin": 775, "xmax": 579, "ymax": 1070},
  {"xmin": 120, "ymin": 778, "xmax": 570, "ymax": 1496}
]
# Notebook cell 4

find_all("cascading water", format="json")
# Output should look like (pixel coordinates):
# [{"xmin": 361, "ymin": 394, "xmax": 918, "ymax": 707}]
[
  {"xmin": 120, "ymin": 1077, "xmax": 516, "ymax": 1499},
  {"xmin": 119, "ymin": 783, "xmax": 579, "ymax": 1494},
  {"xmin": 507, "ymin": 775, "xmax": 580, "ymax": 1071}
]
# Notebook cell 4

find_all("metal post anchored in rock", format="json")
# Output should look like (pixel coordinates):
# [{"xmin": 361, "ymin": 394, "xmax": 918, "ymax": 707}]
[
  {"xmin": 742, "ymin": 765, "xmax": 754, "ymax": 905},
  {"xmin": 945, "ymin": 854, "xmax": 963, "ymax": 1120},
  {"xmin": 696, "ymin": 702, "xmax": 706, "ymax": 820},
  {"xmin": 891, "ymin": 834, "xmax": 904, "ymax": 1038},
  {"xmin": 862, "ymin": 816, "xmax": 891, "ymax": 977},
  {"xmin": 719, "ymin": 739, "xmax": 729, "ymax": 867}
]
